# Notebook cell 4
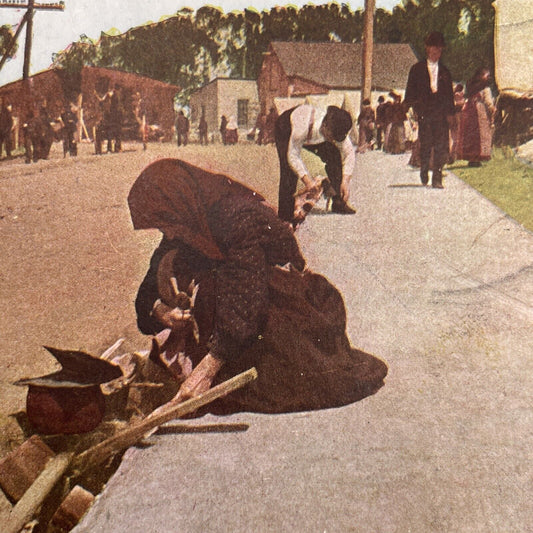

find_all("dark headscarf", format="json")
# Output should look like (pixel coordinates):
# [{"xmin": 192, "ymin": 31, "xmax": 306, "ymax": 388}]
[
  {"xmin": 128, "ymin": 158, "xmax": 264, "ymax": 261},
  {"xmin": 466, "ymin": 67, "xmax": 491, "ymax": 98}
]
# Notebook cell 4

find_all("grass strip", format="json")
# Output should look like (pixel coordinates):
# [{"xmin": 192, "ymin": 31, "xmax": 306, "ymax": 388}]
[{"xmin": 449, "ymin": 147, "xmax": 533, "ymax": 232}]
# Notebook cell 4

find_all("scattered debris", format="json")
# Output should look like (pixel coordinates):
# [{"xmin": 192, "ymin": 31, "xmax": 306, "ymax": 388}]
[{"xmin": 1, "ymin": 340, "xmax": 257, "ymax": 532}]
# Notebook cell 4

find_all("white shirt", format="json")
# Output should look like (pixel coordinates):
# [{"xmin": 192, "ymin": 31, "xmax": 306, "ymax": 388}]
[
  {"xmin": 287, "ymin": 105, "xmax": 355, "ymax": 183},
  {"xmin": 427, "ymin": 59, "xmax": 439, "ymax": 93}
]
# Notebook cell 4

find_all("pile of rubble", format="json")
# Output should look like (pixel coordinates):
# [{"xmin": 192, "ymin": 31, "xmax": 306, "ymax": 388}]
[{"xmin": 0, "ymin": 339, "xmax": 256, "ymax": 533}]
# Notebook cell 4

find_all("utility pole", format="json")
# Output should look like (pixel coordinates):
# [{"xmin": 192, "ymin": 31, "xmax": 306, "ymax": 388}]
[
  {"xmin": 0, "ymin": 1, "xmax": 65, "ymax": 79},
  {"xmin": 22, "ymin": 0, "xmax": 34, "ymax": 79},
  {"xmin": 361, "ymin": 0, "xmax": 375, "ymax": 108}
]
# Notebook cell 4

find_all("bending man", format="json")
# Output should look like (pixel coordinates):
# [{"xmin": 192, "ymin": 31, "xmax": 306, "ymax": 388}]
[{"xmin": 275, "ymin": 104, "xmax": 357, "ymax": 223}]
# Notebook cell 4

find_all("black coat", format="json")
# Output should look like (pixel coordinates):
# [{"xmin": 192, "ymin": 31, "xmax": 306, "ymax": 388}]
[
  {"xmin": 0, "ymin": 106, "xmax": 13, "ymax": 135},
  {"xmin": 404, "ymin": 60, "xmax": 454, "ymax": 119}
]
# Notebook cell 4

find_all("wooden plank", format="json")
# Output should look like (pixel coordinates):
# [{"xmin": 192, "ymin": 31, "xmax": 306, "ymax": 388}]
[
  {"xmin": 0, "ymin": 435, "xmax": 55, "ymax": 503},
  {"xmin": 4, "ymin": 452, "xmax": 74, "ymax": 533},
  {"xmin": 73, "ymin": 367, "xmax": 258, "ymax": 474}
]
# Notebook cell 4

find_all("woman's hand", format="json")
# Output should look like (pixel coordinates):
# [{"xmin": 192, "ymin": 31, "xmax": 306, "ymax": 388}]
[
  {"xmin": 151, "ymin": 299, "xmax": 192, "ymax": 330},
  {"xmin": 175, "ymin": 353, "xmax": 224, "ymax": 401}
]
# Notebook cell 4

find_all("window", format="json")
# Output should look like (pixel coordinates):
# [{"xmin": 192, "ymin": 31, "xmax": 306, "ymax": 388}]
[{"xmin": 237, "ymin": 99, "xmax": 248, "ymax": 127}]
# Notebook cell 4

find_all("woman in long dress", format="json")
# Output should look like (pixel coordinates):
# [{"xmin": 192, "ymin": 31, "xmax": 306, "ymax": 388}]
[
  {"xmin": 384, "ymin": 93, "xmax": 406, "ymax": 154},
  {"xmin": 458, "ymin": 68, "xmax": 496, "ymax": 167},
  {"xmin": 128, "ymin": 159, "xmax": 387, "ymax": 414},
  {"xmin": 449, "ymin": 83, "xmax": 465, "ymax": 163},
  {"xmin": 357, "ymin": 98, "xmax": 375, "ymax": 153}
]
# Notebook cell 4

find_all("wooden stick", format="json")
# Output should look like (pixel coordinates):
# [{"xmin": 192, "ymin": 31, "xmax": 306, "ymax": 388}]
[
  {"xmin": 3, "ymin": 367, "xmax": 256, "ymax": 533},
  {"xmin": 72, "ymin": 367, "xmax": 257, "ymax": 474},
  {"xmin": 100, "ymin": 338, "xmax": 125, "ymax": 361},
  {"xmin": 4, "ymin": 452, "xmax": 74, "ymax": 533}
]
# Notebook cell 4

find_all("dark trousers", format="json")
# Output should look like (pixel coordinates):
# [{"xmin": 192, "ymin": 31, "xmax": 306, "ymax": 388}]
[
  {"xmin": 0, "ymin": 132, "xmax": 12, "ymax": 157},
  {"xmin": 63, "ymin": 129, "xmax": 77, "ymax": 157},
  {"xmin": 376, "ymin": 125, "xmax": 385, "ymax": 150},
  {"xmin": 419, "ymin": 113, "xmax": 449, "ymax": 185},
  {"xmin": 108, "ymin": 123, "xmax": 122, "ymax": 152},
  {"xmin": 177, "ymin": 131, "xmax": 188, "ymax": 146},
  {"xmin": 275, "ymin": 109, "xmax": 343, "ymax": 222}
]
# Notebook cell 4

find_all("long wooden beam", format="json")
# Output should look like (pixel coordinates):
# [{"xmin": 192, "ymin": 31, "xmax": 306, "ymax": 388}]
[
  {"xmin": 2, "ymin": 367, "xmax": 257, "ymax": 533},
  {"xmin": 73, "ymin": 366, "xmax": 258, "ymax": 474},
  {"xmin": 0, "ymin": 2, "xmax": 64, "ymax": 10}
]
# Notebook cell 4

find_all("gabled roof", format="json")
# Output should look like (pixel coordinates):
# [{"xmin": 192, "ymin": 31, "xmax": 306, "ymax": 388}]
[{"xmin": 269, "ymin": 41, "xmax": 417, "ymax": 91}]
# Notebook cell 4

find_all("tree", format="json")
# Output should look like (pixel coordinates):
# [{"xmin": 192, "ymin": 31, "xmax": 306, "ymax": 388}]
[
  {"xmin": 0, "ymin": 24, "xmax": 18, "ymax": 62},
  {"xmin": 53, "ymin": 1, "xmax": 496, "ymax": 103},
  {"xmin": 52, "ymin": 34, "xmax": 98, "ymax": 73},
  {"xmin": 378, "ymin": 0, "xmax": 495, "ymax": 85}
]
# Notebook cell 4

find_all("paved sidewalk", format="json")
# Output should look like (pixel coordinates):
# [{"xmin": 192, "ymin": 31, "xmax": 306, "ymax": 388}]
[{"xmin": 76, "ymin": 151, "xmax": 533, "ymax": 533}]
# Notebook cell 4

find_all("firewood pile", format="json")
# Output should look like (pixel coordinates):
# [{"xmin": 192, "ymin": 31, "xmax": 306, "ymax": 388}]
[{"xmin": 0, "ymin": 338, "xmax": 257, "ymax": 533}]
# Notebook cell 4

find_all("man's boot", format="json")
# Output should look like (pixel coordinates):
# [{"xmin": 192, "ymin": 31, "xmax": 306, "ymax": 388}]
[{"xmin": 331, "ymin": 197, "xmax": 356, "ymax": 214}]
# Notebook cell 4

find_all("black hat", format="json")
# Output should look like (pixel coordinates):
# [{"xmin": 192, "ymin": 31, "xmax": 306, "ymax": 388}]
[{"xmin": 425, "ymin": 31, "xmax": 445, "ymax": 48}]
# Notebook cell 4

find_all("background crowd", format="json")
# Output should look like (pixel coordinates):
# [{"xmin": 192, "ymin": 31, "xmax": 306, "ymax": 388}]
[{"xmin": 355, "ymin": 46, "xmax": 496, "ymax": 176}]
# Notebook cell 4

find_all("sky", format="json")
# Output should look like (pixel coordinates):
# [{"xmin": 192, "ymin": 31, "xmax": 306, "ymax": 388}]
[{"xmin": 0, "ymin": 0, "xmax": 401, "ymax": 86}]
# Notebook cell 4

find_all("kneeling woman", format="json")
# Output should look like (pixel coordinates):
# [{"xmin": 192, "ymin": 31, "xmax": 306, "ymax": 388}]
[{"xmin": 128, "ymin": 159, "xmax": 387, "ymax": 414}]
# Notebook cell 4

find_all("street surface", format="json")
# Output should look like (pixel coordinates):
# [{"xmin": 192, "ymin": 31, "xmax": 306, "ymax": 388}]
[{"xmin": 1, "ymin": 142, "xmax": 532, "ymax": 531}]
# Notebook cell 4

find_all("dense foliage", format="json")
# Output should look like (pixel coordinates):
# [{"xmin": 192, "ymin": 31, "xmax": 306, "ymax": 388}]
[
  {"xmin": 51, "ymin": 0, "xmax": 495, "ymax": 105},
  {"xmin": 0, "ymin": 24, "xmax": 18, "ymax": 61}
]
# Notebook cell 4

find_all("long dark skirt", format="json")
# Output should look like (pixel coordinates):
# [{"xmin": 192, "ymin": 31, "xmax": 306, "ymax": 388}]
[{"xmin": 206, "ymin": 266, "xmax": 388, "ymax": 414}]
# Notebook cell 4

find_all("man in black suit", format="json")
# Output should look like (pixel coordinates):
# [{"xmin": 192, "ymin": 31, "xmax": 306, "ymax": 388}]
[{"xmin": 404, "ymin": 31, "xmax": 454, "ymax": 188}]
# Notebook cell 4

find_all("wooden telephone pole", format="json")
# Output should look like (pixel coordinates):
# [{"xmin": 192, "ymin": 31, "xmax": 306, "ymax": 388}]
[
  {"xmin": 361, "ymin": 0, "xmax": 375, "ymax": 108},
  {"xmin": 0, "ymin": 1, "xmax": 64, "ymax": 79},
  {"xmin": 22, "ymin": 0, "xmax": 34, "ymax": 80}
]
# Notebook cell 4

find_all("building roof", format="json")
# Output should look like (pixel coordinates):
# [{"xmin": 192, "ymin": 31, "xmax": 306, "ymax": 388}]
[
  {"xmin": 269, "ymin": 41, "xmax": 417, "ymax": 91},
  {"xmin": 189, "ymin": 77, "xmax": 257, "ymax": 95},
  {"xmin": 80, "ymin": 66, "xmax": 180, "ymax": 91},
  {"xmin": 0, "ymin": 66, "xmax": 179, "ymax": 92}
]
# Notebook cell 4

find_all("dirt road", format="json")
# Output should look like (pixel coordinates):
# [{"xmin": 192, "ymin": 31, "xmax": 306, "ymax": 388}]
[{"xmin": 0, "ymin": 140, "xmax": 280, "ymax": 426}]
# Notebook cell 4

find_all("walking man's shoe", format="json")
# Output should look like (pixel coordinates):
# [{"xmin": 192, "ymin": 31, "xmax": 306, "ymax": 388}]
[
  {"xmin": 432, "ymin": 170, "xmax": 444, "ymax": 188},
  {"xmin": 420, "ymin": 171, "xmax": 429, "ymax": 186}
]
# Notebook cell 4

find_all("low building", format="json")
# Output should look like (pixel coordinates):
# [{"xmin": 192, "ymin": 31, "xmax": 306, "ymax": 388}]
[
  {"xmin": 257, "ymin": 41, "xmax": 417, "ymax": 119},
  {"xmin": 189, "ymin": 78, "xmax": 259, "ymax": 142},
  {"xmin": 0, "ymin": 66, "xmax": 179, "ymax": 145},
  {"xmin": 80, "ymin": 67, "xmax": 179, "ymax": 140}
]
